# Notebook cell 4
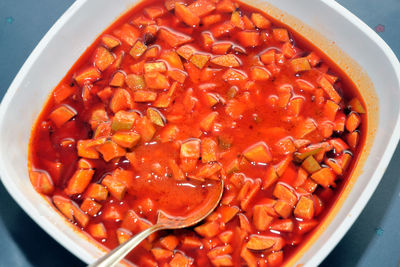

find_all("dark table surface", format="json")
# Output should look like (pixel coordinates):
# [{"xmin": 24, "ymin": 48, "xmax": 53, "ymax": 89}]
[{"xmin": 1, "ymin": 0, "xmax": 399, "ymax": 266}]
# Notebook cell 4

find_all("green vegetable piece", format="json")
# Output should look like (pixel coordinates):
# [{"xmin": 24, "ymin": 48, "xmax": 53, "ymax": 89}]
[
  {"xmin": 301, "ymin": 156, "xmax": 321, "ymax": 174},
  {"xmin": 112, "ymin": 111, "xmax": 137, "ymax": 131},
  {"xmin": 147, "ymin": 107, "xmax": 165, "ymax": 127},
  {"xmin": 218, "ymin": 135, "xmax": 233, "ymax": 149},
  {"xmin": 126, "ymin": 74, "xmax": 146, "ymax": 91},
  {"xmin": 129, "ymin": 40, "xmax": 147, "ymax": 59},
  {"xmin": 294, "ymin": 147, "xmax": 323, "ymax": 163}
]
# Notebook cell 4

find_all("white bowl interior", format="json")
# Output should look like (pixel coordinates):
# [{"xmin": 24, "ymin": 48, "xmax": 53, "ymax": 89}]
[{"xmin": 0, "ymin": 0, "xmax": 399, "ymax": 266}]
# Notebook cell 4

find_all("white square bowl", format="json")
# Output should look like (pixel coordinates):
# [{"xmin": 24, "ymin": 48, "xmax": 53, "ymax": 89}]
[{"xmin": 0, "ymin": 0, "xmax": 399, "ymax": 266}]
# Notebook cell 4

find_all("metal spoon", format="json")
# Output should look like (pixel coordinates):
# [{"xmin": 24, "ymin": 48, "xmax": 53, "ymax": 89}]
[{"xmin": 88, "ymin": 180, "xmax": 224, "ymax": 267}]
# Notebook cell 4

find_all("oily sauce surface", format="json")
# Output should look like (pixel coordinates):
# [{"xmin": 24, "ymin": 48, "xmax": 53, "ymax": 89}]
[{"xmin": 29, "ymin": 0, "xmax": 367, "ymax": 266}]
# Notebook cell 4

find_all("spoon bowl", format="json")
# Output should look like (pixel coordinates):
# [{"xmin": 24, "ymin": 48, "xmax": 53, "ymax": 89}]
[{"xmin": 89, "ymin": 179, "xmax": 224, "ymax": 267}]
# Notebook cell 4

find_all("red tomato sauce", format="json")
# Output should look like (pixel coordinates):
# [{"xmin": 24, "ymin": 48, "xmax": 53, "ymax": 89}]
[{"xmin": 28, "ymin": 0, "xmax": 367, "ymax": 266}]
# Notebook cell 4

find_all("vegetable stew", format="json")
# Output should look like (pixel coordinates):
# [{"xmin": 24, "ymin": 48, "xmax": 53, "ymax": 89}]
[{"xmin": 28, "ymin": 0, "xmax": 366, "ymax": 266}]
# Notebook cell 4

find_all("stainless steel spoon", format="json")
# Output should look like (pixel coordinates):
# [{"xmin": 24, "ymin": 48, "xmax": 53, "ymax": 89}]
[{"xmin": 88, "ymin": 180, "xmax": 224, "ymax": 267}]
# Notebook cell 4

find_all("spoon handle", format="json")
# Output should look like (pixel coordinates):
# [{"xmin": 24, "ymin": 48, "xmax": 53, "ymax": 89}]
[{"xmin": 88, "ymin": 223, "xmax": 165, "ymax": 267}]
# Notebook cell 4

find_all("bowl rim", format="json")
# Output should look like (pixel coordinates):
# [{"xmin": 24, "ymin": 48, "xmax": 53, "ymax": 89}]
[{"xmin": 0, "ymin": 0, "xmax": 399, "ymax": 266}]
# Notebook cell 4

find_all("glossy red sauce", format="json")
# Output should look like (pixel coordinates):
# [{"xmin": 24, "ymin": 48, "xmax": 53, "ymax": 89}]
[{"xmin": 29, "ymin": 0, "xmax": 366, "ymax": 266}]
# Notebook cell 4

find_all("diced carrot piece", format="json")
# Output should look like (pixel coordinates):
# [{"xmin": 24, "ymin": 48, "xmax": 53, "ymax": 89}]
[
  {"xmin": 130, "ymin": 60, "xmax": 145, "ymax": 74},
  {"xmin": 133, "ymin": 90, "xmax": 158, "ymax": 102},
  {"xmin": 202, "ymin": 14, "xmax": 223, "ymax": 27},
  {"xmin": 151, "ymin": 248, "xmax": 173, "ymax": 261},
  {"xmin": 231, "ymin": 11, "xmax": 244, "ymax": 29},
  {"xmin": 195, "ymin": 162, "xmax": 221, "ymax": 180},
  {"xmin": 64, "ymin": 169, "xmax": 94, "ymax": 195},
  {"xmin": 96, "ymin": 140, "xmax": 126, "ymax": 162},
  {"xmin": 94, "ymin": 46, "xmax": 115, "ymax": 72},
  {"xmin": 218, "ymin": 205, "xmax": 239, "ymax": 223},
  {"xmin": 216, "ymin": 0, "xmax": 235, "ymax": 12},
  {"xmin": 241, "ymin": 179, "xmax": 261, "ymax": 210},
  {"xmin": 75, "ymin": 66, "xmax": 101, "ymax": 86},
  {"xmin": 175, "ymin": 2, "xmax": 200, "ymax": 27},
  {"xmin": 325, "ymin": 158, "xmax": 343, "ymax": 175},
  {"xmin": 291, "ymin": 57, "xmax": 311, "ymax": 72},
  {"xmin": 195, "ymin": 221, "xmax": 220, "ymax": 238},
  {"xmin": 109, "ymin": 71, "xmax": 125, "ymax": 87},
  {"xmin": 200, "ymin": 112, "xmax": 218, "ymax": 132},
  {"xmin": 111, "ymin": 110, "xmax": 137, "ymax": 131},
  {"xmin": 181, "ymin": 236, "xmax": 203, "ymax": 249},
  {"xmin": 144, "ymin": 6, "xmax": 166, "ymax": 19},
  {"xmin": 273, "ymin": 183, "xmax": 297, "ymax": 207},
  {"xmin": 120, "ymin": 209, "xmax": 141, "ymax": 232},
  {"xmin": 262, "ymin": 166, "xmax": 279, "ymax": 189},
  {"xmin": 210, "ymin": 255, "xmax": 233, "ymax": 266},
  {"xmin": 160, "ymin": 235, "xmax": 180, "ymax": 250},
  {"xmin": 53, "ymin": 83, "xmax": 76, "ymax": 103},
  {"xmin": 207, "ymin": 244, "xmax": 233, "ymax": 259},
  {"xmin": 307, "ymin": 52, "xmax": 320, "ymax": 67},
  {"xmin": 267, "ymin": 251, "xmax": 284, "ymax": 267},
  {"xmin": 80, "ymin": 198, "xmax": 102, "ymax": 216},
  {"xmin": 281, "ymin": 42, "xmax": 296, "ymax": 58},
  {"xmin": 101, "ymin": 34, "xmax": 121, "ymax": 50},
  {"xmin": 346, "ymin": 112, "xmax": 361, "ymax": 132},
  {"xmin": 168, "ymin": 159, "xmax": 185, "ymax": 181},
  {"xmin": 170, "ymin": 252, "xmax": 193, "ymax": 267},
  {"xmin": 240, "ymin": 246, "xmax": 257, "ymax": 267},
  {"xmin": 113, "ymin": 23, "xmax": 140, "ymax": 46},
  {"xmin": 270, "ymin": 219, "xmax": 294, "ymax": 232},
  {"xmin": 168, "ymin": 69, "xmax": 187, "ymax": 83},
  {"xmin": 348, "ymin": 97, "xmax": 366, "ymax": 114},
  {"xmin": 53, "ymin": 195, "xmax": 75, "ymax": 221},
  {"xmin": 212, "ymin": 42, "xmax": 232, "ymax": 55},
  {"xmin": 330, "ymin": 138, "xmax": 349, "ymax": 153},
  {"xmin": 217, "ymin": 230, "xmax": 234, "ymax": 244},
  {"xmin": 323, "ymin": 100, "xmax": 339, "ymax": 121},
  {"xmin": 110, "ymin": 88, "xmax": 134, "ymax": 113},
  {"xmin": 112, "ymin": 132, "xmax": 141, "ymax": 148},
  {"xmin": 201, "ymin": 32, "xmax": 214, "ymax": 50},
  {"xmin": 300, "ymin": 178, "xmax": 317, "ymax": 193},
  {"xmin": 144, "ymin": 46, "xmax": 159, "ymax": 59},
  {"xmin": 294, "ymin": 196, "xmax": 314, "ymax": 220},
  {"xmin": 190, "ymin": 53, "xmax": 211, "ymax": 69},
  {"xmin": 273, "ymin": 200, "xmax": 292, "ymax": 218},
  {"xmin": 161, "ymin": 50, "xmax": 184, "ymax": 70},
  {"xmin": 88, "ymin": 223, "xmax": 107, "ymax": 239},
  {"xmin": 297, "ymin": 219, "xmax": 318, "ymax": 234},
  {"xmin": 346, "ymin": 131, "xmax": 359, "ymax": 149},
  {"xmin": 251, "ymin": 13, "xmax": 270, "ymax": 29},
  {"xmin": 247, "ymin": 235, "xmax": 276, "ymax": 251},
  {"xmin": 294, "ymin": 117, "xmax": 317, "ymax": 138},
  {"xmin": 71, "ymin": 204, "xmax": 89, "ymax": 227},
  {"xmin": 136, "ymin": 116, "xmax": 156, "ymax": 142},
  {"xmin": 49, "ymin": 105, "xmax": 76, "ymax": 127},
  {"xmin": 29, "ymin": 171, "xmax": 54, "ymax": 195},
  {"xmin": 236, "ymin": 31, "xmax": 260, "ymax": 47},
  {"xmin": 293, "ymin": 167, "xmax": 308, "ymax": 187},
  {"xmin": 210, "ymin": 54, "xmax": 240, "ymax": 67},
  {"xmin": 103, "ymin": 205, "xmax": 124, "ymax": 221},
  {"xmin": 311, "ymin": 167, "xmax": 336, "ymax": 188},
  {"xmin": 177, "ymin": 45, "xmax": 195, "ymax": 60},
  {"xmin": 85, "ymin": 183, "xmax": 108, "ymax": 201},
  {"xmin": 318, "ymin": 76, "xmax": 341, "ymax": 103},
  {"xmin": 253, "ymin": 204, "xmax": 273, "ymax": 231},
  {"xmin": 158, "ymin": 28, "xmax": 193, "ymax": 47},
  {"xmin": 211, "ymin": 21, "xmax": 235, "ymax": 38},
  {"xmin": 97, "ymin": 87, "xmax": 113, "ymax": 102},
  {"xmin": 250, "ymin": 66, "xmax": 271, "ymax": 81},
  {"xmin": 201, "ymin": 137, "xmax": 218, "ymax": 163},
  {"xmin": 147, "ymin": 107, "xmax": 165, "ymax": 127},
  {"xmin": 112, "ymin": 50, "xmax": 125, "ymax": 70},
  {"xmin": 272, "ymin": 28, "xmax": 290, "ymax": 42},
  {"xmin": 296, "ymin": 78, "xmax": 315, "ymax": 92},
  {"xmin": 243, "ymin": 141, "xmax": 272, "ymax": 163},
  {"xmin": 222, "ymin": 69, "xmax": 248, "ymax": 84},
  {"xmin": 188, "ymin": 0, "xmax": 215, "ymax": 17},
  {"xmin": 144, "ymin": 72, "xmax": 170, "ymax": 89},
  {"xmin": 334, "ymin": 112, "xmax": 346, "ymax": 132},
  {"xmin": 101, "ymin": 174, "xmax": 127, "ymax": 200},
  {"xmin": 260, "ymin": 50, "xmax": 275, "ymax": 65}
]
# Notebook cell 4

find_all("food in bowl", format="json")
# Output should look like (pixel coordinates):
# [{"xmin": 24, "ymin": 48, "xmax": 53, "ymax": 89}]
[{"xmin": 28, "ymin": 0, "xmax": 366, "ymax": 265}]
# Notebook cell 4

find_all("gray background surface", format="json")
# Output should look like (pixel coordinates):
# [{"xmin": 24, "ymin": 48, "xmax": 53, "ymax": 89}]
[{"xmin": 0, "ymin": 0, "xmax": 399, "ymax": 266}]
